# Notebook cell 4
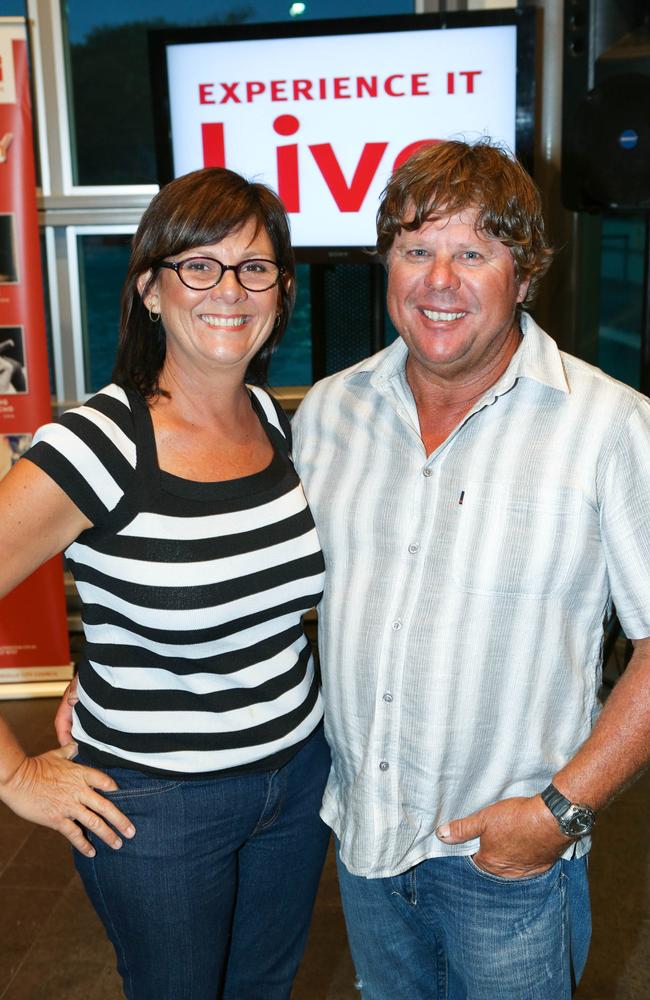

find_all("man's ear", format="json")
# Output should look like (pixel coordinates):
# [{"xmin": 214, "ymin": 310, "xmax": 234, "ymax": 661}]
[{"xmin": 516, "ymin": 277, "xmax": 530, "ymax": 305}]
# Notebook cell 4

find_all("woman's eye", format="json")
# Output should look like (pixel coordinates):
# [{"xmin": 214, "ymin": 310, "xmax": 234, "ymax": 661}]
[
  {"xmin": 183, "ymin": 259, "xmax": 214, "ymax": 272},
  {"xmin": 461, "ymin": 251, "xmax": 481, "ymax": 260},
  {"xmin": 407, "ymin": 248, "xmax": 429, "ymax": 258},
  {"xmin": 241, "ymin": 260, "xmax": 269, "ymax": 273}
]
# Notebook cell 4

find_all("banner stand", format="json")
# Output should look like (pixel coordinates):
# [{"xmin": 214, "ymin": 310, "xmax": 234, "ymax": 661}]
[{"xmin": 0, "ymin": 17, "xmax": 72, "ymax": 694}]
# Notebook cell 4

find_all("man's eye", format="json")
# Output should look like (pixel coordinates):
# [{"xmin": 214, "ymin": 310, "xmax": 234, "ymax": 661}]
[
  {"xmin": 461, "ymin": 251, "xmax": 482, "ymax": 260},
  {"xmin": 407, "ymin": 248, "xmax": 429, "ymax": 258}
]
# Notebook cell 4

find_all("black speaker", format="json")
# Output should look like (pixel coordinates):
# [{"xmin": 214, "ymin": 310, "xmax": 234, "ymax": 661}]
[
  {"xmin": 562, "ymin": 1, "xmax": 650, "ymax": 212},
  {"xmin": 309, "ymin": 262, "xmax": 385, "ymax": 380}
]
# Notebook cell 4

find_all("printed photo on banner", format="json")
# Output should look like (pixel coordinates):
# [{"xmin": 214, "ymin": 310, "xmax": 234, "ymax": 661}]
[
  {"xmin": 0, "ymin": 326, "xmax": 27, "ymax": 393},
  {"xmin": 0, "ymin": 132, "xmax": 13, "ymax": 163},
  {"xmin": 0, "ymin": 213, "xmax": 18, "ymax": 283},
  {"xmin": 0, "ymin": 432, "xmax": 31, "ymax": 480}
]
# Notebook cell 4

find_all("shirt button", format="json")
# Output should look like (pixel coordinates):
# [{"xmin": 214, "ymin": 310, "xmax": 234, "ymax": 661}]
[
  {"xmin": 379, "ymin": 761, "xmax": 390, "ymax": 771},
  {"xmin": 383, "ymin": 692, "xmax": 393, "ymax": 703},
  {"xmin": 391, "ymin": 619, "xmax": 402, "ymax": 631},
  {"xmin": 408, "ymin": 542, "xmax": 420, "ymax": 554},
  {"xmin": 423, "ymin": 466, "xmax": 433, "ymax": 477}
]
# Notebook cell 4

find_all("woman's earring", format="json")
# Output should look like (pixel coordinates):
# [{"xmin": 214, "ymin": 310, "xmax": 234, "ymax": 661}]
[{"xmin": 147, "ymin": 303, "xmax": 160, "ymax": 323}]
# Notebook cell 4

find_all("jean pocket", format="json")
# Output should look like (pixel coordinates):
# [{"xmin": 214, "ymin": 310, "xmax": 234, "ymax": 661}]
[
  {"xmin": 76, "ymin": 756, "xmax": 182, "ymax": 802},
  {"xmin": 464, "ymin": 854, "xmax": 560, "ymax": 886}
]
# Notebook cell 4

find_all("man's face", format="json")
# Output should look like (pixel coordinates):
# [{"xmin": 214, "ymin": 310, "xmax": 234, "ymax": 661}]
[{"xmin": 386, "ymin": 207, "xmax": 529, "ymax": 387}]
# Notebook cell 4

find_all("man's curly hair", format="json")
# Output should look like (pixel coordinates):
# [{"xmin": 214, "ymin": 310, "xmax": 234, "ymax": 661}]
[{"xmin": 376, "ymin": 139, "xmax": 554, "ymax": 308}]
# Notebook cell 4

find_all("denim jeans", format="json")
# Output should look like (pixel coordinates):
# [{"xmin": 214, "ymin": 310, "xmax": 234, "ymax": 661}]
[
  {"xmin": 336, "ymin": 847, "xmax": 591, "ymax": 1000},
  {"xmin": 74, "ymin": 726, "xmax": 330, "ymax": 1000}
]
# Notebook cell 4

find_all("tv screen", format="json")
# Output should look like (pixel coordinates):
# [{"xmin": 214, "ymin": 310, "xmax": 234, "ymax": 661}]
[{"xmin": 150, "ymin": 11, "xmax": 536, "ymax": 261}]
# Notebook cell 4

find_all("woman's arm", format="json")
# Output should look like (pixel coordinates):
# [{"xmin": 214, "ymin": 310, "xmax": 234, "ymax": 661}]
[
  {"xmin": 0, "ymin": 459, "xmax": 136, "ymax": 854},
  {"xmin": 0, "ymin": 717, "xmax": 135, "ymax": 856},
  {"xmin": 0, "ymin": 457, "xmax": 92, "ymax": 594}
]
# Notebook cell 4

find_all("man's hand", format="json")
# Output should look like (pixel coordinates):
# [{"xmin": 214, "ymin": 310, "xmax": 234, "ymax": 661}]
[
  {"xmin": 0, "ymin": 742, "xmax": 136, "ymax": 857},
  {"xmin": 55, "ymin": 676, "xmax": 79, "ymax": 745},
  {"xmin": 436, "ymin": 795, "xmax": 572, "ymax": 879}
]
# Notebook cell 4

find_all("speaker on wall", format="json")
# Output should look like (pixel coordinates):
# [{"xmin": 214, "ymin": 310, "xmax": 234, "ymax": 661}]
[{"xmin": 562, "ymin": 1, "xmax": 650, "ymax": 212}]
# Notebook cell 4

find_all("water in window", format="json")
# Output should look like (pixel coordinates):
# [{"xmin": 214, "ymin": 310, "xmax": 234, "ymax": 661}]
[{"xmin": 77, "ymin": 234, "xmax": 311, "ymax": 391}]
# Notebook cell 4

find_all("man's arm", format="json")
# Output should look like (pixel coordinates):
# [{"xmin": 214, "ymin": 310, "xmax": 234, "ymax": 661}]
[{"xmin": 437, "ymin": 637, "xmax": 650, "ymax": 876}]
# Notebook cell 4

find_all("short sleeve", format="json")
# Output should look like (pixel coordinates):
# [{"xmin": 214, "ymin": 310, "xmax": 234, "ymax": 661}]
[
  {"xmin": 599, "ymin": 401, "xmax": 650, "ymax": 638},
  {"xmin": 24, "ymin": 385, "xmax": 137, "ymax": 527}
]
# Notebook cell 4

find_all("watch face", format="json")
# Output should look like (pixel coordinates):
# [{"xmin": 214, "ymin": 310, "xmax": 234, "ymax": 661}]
[{"xmin": 562, "ymin": 808, "xmax": 594, "ymax": 836}]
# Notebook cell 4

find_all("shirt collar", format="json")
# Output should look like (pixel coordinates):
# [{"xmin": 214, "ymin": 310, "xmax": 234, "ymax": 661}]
[{"xmin": 345, "ymin": 311, "xmax": 570, "ymax": 398}]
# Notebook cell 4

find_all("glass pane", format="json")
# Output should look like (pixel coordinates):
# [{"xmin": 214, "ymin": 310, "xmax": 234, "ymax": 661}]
[
  {"xmin": 597, "ymin": 216, "xmax": 644, "ymax": 390},
  {"xmin": 40, "ymin": 231, "xmax": 55, "ymax": 394},
  {"xmin": 77, "ymin": 233, "xmax": 131, "ymax": 393},
  {"xmin": 0, "ymin": 2, "xmax": 26, "ymax": 14},
  {"xmin": 63, "ymin": 0, "xmax": 414, "ymax": 186}
]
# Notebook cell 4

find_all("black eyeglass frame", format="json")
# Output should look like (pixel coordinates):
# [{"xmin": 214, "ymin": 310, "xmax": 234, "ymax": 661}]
[{"xmin": 158, "ymin": 256, "xmax": 285, "ymax": 292}]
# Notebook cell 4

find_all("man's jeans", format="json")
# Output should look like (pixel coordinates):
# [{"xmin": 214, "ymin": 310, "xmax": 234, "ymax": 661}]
[
  {"xmin": 337, "ymin": 847, "xmax": 591, "ymax": 999},
  {"xmin": 74, "ymin": 727, "xmax": 331, "ymax": 1000}
]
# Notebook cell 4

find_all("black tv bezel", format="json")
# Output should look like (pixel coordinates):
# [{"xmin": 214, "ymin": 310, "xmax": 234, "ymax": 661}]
[{"xmin": 149, "ymin": 9, "xmax": 537, "ymax": 264}]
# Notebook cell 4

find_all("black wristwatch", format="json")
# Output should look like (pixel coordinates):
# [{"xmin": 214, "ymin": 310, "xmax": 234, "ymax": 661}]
[{"xmin": 540, "ymin": 783, "xmax": 596, "ymax": 837}]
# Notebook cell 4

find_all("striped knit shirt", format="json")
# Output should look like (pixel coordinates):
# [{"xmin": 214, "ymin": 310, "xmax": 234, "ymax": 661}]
[
  {"xmin": 292, "ymin": 312, "xmax": 650, "ymax": 878},
  {"xmin": 25, "ymin": 383, "xmax": 325, "ymax": 777}
]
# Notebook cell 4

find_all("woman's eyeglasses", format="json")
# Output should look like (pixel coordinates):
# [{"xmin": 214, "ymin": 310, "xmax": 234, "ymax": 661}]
[{"xmin": 159, "ymin": 256, "xmax": 283, "ymax": 293}]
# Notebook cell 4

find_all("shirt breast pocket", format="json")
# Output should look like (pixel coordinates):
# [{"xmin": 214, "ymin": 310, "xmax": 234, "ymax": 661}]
[{"xmin": 450, "ymin": 481, "xmax": 583, "ymax": 598}]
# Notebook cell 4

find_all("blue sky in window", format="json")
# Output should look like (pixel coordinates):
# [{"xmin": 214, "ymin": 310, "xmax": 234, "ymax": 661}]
[{"xmin": 65, "ymin": 0, "xmax": 413, "ymax": 43}]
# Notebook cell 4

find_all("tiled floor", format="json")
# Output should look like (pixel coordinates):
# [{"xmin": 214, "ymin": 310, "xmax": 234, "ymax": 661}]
[{"xmin": 0, "ymin": 694, "xmax": 648, "ymax": 999}]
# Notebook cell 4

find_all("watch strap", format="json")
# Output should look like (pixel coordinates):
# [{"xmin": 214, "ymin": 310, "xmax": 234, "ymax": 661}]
[
  {"xmin": 541, "ymin": 783, "xmax": 570, "ymax": 818},
  {"xmin": 540, "ymin": 782, "xmax": 595, "ymax": 836}
]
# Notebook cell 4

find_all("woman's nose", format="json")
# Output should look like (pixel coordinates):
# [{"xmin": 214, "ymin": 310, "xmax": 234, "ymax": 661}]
[{"xmin": 210, "ymin": 267, "xmax": 247, "ymax": 301}]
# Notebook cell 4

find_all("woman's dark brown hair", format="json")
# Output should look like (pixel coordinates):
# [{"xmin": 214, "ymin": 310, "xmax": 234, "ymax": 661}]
[
  {"xmin": 376, "ymin": 140, "xmax": 554, "ymax": 308},
  {"xmin": 113, "ymin": 168, "xmax": 296, "ymax": 398}
]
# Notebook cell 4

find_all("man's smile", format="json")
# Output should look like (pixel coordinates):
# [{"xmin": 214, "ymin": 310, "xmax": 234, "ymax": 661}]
[{"xmin": 421, "ymin": 309, "xmax": 467, "ymax": 322}]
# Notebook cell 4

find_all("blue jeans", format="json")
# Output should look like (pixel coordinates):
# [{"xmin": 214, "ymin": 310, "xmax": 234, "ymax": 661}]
[
  {"xmin": 74, "ymin": 727, "xmax": 330, "ymax": 1000},
  {"xmin": 337, "ymin": 848, "xmax": 591, "ymax": 999}
]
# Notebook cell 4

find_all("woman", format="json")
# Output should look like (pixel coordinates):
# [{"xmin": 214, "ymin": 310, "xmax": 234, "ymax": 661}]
[{"xmin": 1, "ymin": 168, "xmax": 330, "ymax": 999}]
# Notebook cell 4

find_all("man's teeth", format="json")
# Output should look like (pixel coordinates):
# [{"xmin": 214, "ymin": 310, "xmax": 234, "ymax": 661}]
[
  {"xmin": 200, "ymin": 315, "xmax": 246, "ymax": 327},
  {"xmin": 422, "ymin": 309, "xmax": 466, "ymax": 321}
]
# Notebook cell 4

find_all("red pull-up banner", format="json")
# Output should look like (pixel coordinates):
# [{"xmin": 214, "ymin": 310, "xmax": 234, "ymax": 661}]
[{"xmin": 0, "ymin": 18, "xmax": 71, "ymax": 691}]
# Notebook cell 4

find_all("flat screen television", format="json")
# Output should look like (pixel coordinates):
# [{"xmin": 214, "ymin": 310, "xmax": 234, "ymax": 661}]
[{"xmin": 149, "ymin": 10, "xmax": 537, "ymax": 262}]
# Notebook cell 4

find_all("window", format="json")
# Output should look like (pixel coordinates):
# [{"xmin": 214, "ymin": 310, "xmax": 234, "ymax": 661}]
[
  {"xmin": 64, "ymin": 1, "xmax": 414, "ymax": 187},
  {"xmin": 597, "ymin": 216, "xmax": 645, "ymax": 390},
  {"xmin": 33, "ymin": 0, "xmax": 414, "ymax": 400}
]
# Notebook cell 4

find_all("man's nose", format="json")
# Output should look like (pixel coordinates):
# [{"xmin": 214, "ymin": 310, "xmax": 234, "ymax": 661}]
[{"xmin": 424, "ymin": 257, "xmax": 461, "ymax": 291}]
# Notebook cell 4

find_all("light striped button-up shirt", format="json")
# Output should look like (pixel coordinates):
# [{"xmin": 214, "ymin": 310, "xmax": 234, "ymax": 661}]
[{"xmin": 292, "ymin": 313, "xmax": 650, "ymax": 878}]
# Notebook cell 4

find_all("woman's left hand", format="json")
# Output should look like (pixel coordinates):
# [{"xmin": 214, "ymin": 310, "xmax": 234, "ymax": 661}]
[{"xmin": 0, "ymin": 742, "xmax": 136, "ymax": 856}]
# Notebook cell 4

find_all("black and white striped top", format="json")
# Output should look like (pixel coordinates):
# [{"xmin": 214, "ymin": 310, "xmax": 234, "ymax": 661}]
[{"xmin": 26, "ymin": 383, "xmax": 325, "ymax": 777}]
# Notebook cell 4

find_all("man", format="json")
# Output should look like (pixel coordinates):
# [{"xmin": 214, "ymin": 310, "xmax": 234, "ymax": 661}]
[{"xmin": 292, "ymin": 139, "xmax": 650, "ymax": 998}]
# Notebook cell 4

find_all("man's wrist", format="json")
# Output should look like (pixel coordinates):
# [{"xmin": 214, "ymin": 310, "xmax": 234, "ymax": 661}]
[{"xmin": 540, "ymin": 782, "xmax": 596, "ymax": 837}]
